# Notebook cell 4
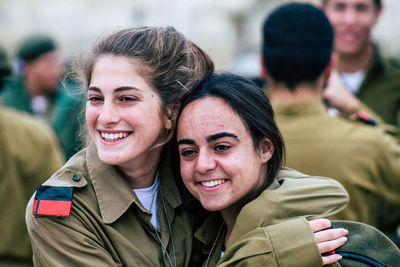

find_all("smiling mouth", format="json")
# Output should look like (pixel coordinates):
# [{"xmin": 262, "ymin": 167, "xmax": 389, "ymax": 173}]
[
  {"xmin": 100, "ymin": 132, "xmax": 131, "ymax": 142},
  {"xmin": 200, "ymin": 179, "xmax": 227, "ymax": 187}
]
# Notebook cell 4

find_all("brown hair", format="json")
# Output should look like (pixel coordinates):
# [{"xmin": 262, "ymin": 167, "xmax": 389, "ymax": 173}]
[{"xmin": 75, "ymin": 26, "xmax": 214, "ymax": 144}]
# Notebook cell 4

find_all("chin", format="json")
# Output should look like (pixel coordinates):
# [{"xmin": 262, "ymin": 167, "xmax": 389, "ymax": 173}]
[
  {"xmin": 97, "ymin": 152, "xmax": 124, "ymax": 166},
  {"xmin": 200, "ymin": 201, "xmax": 229, "ymax": 212}
]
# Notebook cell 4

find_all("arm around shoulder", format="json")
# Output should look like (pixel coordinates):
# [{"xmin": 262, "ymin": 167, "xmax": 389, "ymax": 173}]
[{"xmin": 218, "ymin": 218, "xmax": 325, "ymax": 267}]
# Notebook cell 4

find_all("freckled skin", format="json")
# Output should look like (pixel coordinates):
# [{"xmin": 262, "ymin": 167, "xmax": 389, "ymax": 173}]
[
  {"xmin": 177, "ymin": 97, "xmax": 273, "ymax": 216},
  {"xmin": 86, "ymin": 55, "xmax": 171, "ymax": 181}
]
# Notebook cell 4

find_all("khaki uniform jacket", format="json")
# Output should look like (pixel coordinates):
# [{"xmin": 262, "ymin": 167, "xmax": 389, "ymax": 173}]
[
  {"xmin": 194, "ymin": 168, "xmax": 349, "ymax": 267},
  {"xmin": 327, "ymin": 47, "xmax": 400, "ymax": 127},
  {"xmin": 27, "ymin": 144, "xmax": 349, "ymax": 267},
  {"xmin": 274, "ymin": 101, "xmax": 400, "ymax": 231},
  {"xmin": 0, "ymin": 106, "xmax": 64, "ymax": 266},
  {"xmin": 26, "ymin": 143, "xmax": 193, "ymax": 267}
]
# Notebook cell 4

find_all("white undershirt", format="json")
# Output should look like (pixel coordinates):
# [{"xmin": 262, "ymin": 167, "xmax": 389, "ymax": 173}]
[
  {"xmin": 340, "ymin": 71, "xmax": 365, "ymax": 94},
  {"xmin": 133, "ymin": 172, "xmax": 160, "ymax": 230},
  {"xmin": 31, "ymin": 95, "xmax": 49, "ymax": 120}
]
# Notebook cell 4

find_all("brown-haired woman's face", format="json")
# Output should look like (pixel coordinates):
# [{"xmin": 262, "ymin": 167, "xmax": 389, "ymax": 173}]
[
  {"xmin": 177, "ymin": 96, "xmax": 273, "ymax": 213},
  {"xmin": 86, "ymin": 55, "xmax": 172, "ymax": 170}
]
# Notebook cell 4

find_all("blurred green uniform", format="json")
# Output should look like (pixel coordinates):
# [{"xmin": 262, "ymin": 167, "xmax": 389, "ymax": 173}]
[
  {"xmin": 0, "ymin": 78, "xmax": 85, "ymax": 159},
  {"xmin": 332, "ymin": 48, "xmax": 400, "ymax": 127},
  {"xmin": 194, "ymin": 168, "xmax": 348, "ymax": 267},
  {"xmin": 274, "ymin": 100, "xmax": 400, "ymax": 233},
  {"xmin": 0, "ymin": 106, "xmax": 64, "ymax": 266}
]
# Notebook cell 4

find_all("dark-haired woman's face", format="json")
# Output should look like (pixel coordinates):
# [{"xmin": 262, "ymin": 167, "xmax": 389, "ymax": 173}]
[{"xmin": 177, "ymin": 96, "xmax": 273, "ymax": 213}]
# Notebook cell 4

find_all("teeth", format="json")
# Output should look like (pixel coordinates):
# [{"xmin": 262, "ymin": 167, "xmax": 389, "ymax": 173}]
[
  {"xmin": 201, "ymin": 179, "xmax": 225, "ymax": 187},
  {"xmin": 101, "ymin": 132, "xmax": 128, "ymax": 142}
]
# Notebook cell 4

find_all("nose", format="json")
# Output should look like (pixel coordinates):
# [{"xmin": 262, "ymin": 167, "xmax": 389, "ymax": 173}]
[
  {"xmin": 342, "ymin": 9, "xmax": 357, "ymax": 25},
  {"xmin": 98, "ymin": 101, "xmax": 120, "ymax": 125},
  {"xmin": 195, "ymin": 149, "xmax": 217, "ymax": 174}
]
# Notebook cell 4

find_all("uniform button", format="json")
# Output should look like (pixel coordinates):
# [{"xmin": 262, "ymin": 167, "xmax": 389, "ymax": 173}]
[{"xmin": 72, "ymin": 174, "xmax": 81, "ymax": 182}]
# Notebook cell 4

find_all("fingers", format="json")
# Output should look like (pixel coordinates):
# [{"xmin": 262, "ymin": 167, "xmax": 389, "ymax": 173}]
[
  {"xmin": 318, "ymin": 235, "xmax": 347, "ymax": 253},
  {"xmin": 322, "ymin": 254, "xmax": 342, "ymax": 266},
  {"xmin": 310, "ymin": 219, "xmax": 348, "ymax": 265},
  {"xmin": 314, "ymin": 227, "xmax": 348, "ymax": 244},
  {"xmin": 309, "ymin": 218, "xmax": 332, "ymax": 233}
]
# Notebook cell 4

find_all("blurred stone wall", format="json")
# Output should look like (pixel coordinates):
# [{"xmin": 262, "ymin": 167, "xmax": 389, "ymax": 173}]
[{"xmin": 0, "ymin": 0, "xmax": 399, "ymax": 75}]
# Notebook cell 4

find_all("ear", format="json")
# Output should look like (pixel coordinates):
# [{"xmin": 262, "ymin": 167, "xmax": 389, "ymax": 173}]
[
  {"xmin": 258, "ymin": 138, "xmax": 274, "ymax": 163},
  {"xmin": 164, "ymin": 104, "xmax": 180, "ymax": 130},
  {"xmin": 259, "ymin": 53, "xmax": 269, "ymax": 80}
]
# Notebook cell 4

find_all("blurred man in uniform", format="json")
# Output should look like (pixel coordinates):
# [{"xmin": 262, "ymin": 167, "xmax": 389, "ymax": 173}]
[
  {"xmin": 321, "ymin": 0, "xmax": 400, "ymax": 127},
  {"xmin": 0, "ymin": 46, "xmax": 12, "ymax": 90},
  {"xmin": 0, "ymin": 34, "xmax": 85, "ymax": 159},
  {"xmin": 0, "ymin": 44, "xmax": 65, "ymax": 266},
  {"xmin": 261, "ymin": 2, "xmax": 400, "ymax": 245}
]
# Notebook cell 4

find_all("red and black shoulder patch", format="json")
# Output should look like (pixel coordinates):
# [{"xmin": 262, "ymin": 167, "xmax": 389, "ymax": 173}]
[{"xmin": 32, "ymin": 186, "xmax": 73, "ymax": 217}]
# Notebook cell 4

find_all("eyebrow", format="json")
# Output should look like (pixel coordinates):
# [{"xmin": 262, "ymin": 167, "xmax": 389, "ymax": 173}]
[
  {"xmin": 207, "ymin": 132, "xmax": 238, "ymax": 142},
  {"xmin": 177, "ymin": 139, "xmax": 196, "ymax": 146},
  {"xmin": 177, "ymin": 132, "xmax": 238, "ymax": 146},
  {"xmin": 87, "ymin": 86, "xmax": 142, "ymax": 92}
]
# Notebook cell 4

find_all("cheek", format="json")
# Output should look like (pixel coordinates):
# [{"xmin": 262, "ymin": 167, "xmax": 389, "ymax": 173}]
[
  {"xmin": 85, "ymin": 107, "xmax": 97, "ymax": 128},
  {"xmin": 179, "ymin": 160, "xmax": 194, "ymax": 183}
]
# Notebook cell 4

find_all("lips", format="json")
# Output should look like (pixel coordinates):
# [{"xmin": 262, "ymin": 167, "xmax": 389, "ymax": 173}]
[
  {"xmin": 99, "ymin": 131, "xmax": 131, "ymax": 142},
  {"xmin": 200, "ymin": 179, "xmax": 227, "ymax": 187}
]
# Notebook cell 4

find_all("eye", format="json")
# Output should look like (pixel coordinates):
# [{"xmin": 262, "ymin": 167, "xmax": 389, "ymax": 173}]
[
  {"xmin": 180, "ymin": 148, "xmax": 197, "ymax": 157},
  {"xmin": 119, "ymin": 96, "xmax": 138, "ymax": 102},
  {"xmin": 334, "ymin": 3, "xmax": 346, "ymax": 11},
  {"xmin": 355, "ymin": 4, "xmax": 369, "ymax": 12},
  {"xmin": 87, "ymin": 95, "xmax": 103, "ymax": 103},
  {"xmin": 214, "ymin": 144, "xmax": 230, "ymax": 152}
]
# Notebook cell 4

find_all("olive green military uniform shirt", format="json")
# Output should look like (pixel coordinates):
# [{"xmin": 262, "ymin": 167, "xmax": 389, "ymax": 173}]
[
  {"xmin": 194, "ymin": 168, "xmax": 349, "ymax": 267},
  {"xmin": 274, "ymin": 101, "xmax": 400, "ymax": 232},
  {"xmin": 26, "ymin": 143, "xmax": 193, "ymax": 267},
  {"xmin": 328, "ymin": 47, "xmax": 400, "ymax": 127},
  {"xmin": 0, "ymin": 106, "xmax": 64, "ymax": 266}
]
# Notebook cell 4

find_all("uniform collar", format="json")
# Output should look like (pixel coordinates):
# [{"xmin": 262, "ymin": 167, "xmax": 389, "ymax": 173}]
[
  {"xmin": 86, "ymin": 143, "xmax": 182, "ymax": 224},
  {"xmin": 273, "ymin": 100, "xmax": 326, "ymax": 117}
]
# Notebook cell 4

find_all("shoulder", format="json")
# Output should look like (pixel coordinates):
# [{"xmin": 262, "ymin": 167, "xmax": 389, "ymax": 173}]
[
  {"xmin": 328, "ymin": 113, "xmax": 391, "ymax": 143},
  {"xmin": 0, "ymin": 105, "xmax": 60, "ymax": 147},
  {"xmin": 43, "ymin": 148, "xmax": 89, "ymax": 188},
  {"xmin": 26, "ymin": 148, "xmax": 89, "ymax": 218}
]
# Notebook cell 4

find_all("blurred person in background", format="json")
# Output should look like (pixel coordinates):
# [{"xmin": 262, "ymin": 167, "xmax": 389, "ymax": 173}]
[
  {"xmin": 321, "ymin": 0, "xmax": 400, "ymax": 128},
  {"xmin": 0, "ymin": 44, "xmax": 65, "ymax": 266},
  {"xmin": 0, "ymin": 34, "xmax": 85, "ymax": 159},
  {"xmin": 261, "ymin": 1, "xmax": 400, "ymax": 246},
  {"xmin": 0, "ymin": 46, "xmax": 12, "ymax": 90}
]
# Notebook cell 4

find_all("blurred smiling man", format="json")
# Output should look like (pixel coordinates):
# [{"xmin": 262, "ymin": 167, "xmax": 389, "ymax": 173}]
[{"xmin": 322, "ymin": 0, "xmax": 400, "ymax": 128}]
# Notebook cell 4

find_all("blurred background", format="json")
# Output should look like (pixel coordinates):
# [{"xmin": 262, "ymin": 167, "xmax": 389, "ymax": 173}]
[{"xmin": 1, "ymin": 0, "xmax": 399, "ymax": 76}]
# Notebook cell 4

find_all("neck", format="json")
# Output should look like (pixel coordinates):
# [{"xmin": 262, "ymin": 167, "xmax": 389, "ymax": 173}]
[
  {"xmin": 336, "ymin": 43, "xmax": 374, "ymax": 73},
  {"xmin": 118, "ymin": 147, "xmax": 163, "ymax": 189},
  {"xmin": 269, "ymin": 83, "xmax": 322, "ymax": 105}
]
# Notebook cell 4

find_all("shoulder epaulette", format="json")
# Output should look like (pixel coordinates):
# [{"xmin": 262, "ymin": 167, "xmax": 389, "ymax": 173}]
[{"xmin": 32, "ymin": 185, "xmax": 73, "ymax": 216}]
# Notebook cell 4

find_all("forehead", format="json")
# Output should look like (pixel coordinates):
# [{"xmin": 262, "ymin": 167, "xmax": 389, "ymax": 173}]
[
  {"xmin": 324, "ymin": 0, "xmax": 376, "ymax": 6},
  {"xmin": 89, "ymin": 55, "xmax": 151, "ymax": 89},
  {"xmin": 178, "ymin": 97, "xmax": 246, "ymax": 136}
]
